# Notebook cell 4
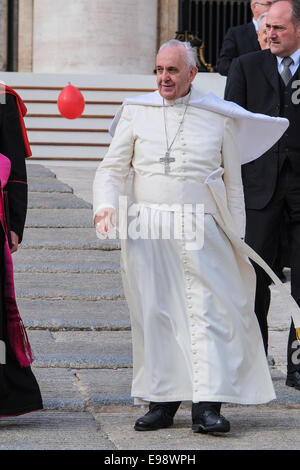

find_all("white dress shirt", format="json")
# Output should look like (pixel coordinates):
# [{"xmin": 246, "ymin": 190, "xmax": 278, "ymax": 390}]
[{"xmin": 277, "ymin": 48, "xmax": 300, "ymax": 76}]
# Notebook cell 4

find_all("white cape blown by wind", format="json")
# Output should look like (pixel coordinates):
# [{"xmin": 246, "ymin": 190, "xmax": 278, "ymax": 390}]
[
  {"xmin": 109, "ymin": 90, "xmax": 288, "ymax": 165},
  {"xmin": 107, "ymin": 89, "xmax": 300, "ymax": 331}
]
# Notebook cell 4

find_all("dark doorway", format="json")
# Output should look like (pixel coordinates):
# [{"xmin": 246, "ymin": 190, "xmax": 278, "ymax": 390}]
[
  {"xmin": 7, "ymin": 0, "xmax": 19, "ymax": 71},
  {"xmin": 178, "ymin": 0, "xmax": 252, "ymax": 71}
]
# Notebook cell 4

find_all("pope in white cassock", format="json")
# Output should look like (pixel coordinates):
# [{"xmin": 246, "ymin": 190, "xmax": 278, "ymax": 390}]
[{"xmin": 93, "ymin": 40, "xmax": 300, "ymax": 434}]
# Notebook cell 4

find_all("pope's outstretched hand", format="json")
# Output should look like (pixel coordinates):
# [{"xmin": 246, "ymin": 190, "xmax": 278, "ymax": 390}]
[{"xmin": 94, "ymin": 208, "xmax": 116, "ymax": 238}]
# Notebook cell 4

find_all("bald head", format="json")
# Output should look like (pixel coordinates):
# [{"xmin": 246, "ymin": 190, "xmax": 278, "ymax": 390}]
[
  {"xmin": 266, "ymin": 0, "xmax": 300, "ymax": 56},
  {"xmin": 251, "ymin": 0, "xmax": 273, "ymax": 20}
]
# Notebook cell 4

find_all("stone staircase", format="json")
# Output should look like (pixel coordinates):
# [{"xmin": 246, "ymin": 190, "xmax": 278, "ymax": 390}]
[
  {"xmin": 10, "ymin": 162, "xmax": 300, "ymax": 415},
  {"xmin": 13, "ymin": 163, "xmax": 133, "ymax": 410},
  {"xmin": 6, "ymin": 71, "xmax": 300, "ymax": 418},
  {"xmin": 0, "ymin": 71, "xmax": 226, "ymax": 163},
  {"xmin": 4, "ymin": 158, "xmax": 300, "ymax": 452},
  {"xmin": 0, "ymin": 72, "xmax": 157, "ymax": 162}
]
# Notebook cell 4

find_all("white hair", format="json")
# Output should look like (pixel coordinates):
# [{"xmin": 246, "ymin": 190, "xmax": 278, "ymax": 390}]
[
  {"xmin": 158, "ymin": 39, "xmax": 197, "ymax": 68},
  {"xmin": 257, "ymin": 11, "xmax": 268, "ymax": 28}
]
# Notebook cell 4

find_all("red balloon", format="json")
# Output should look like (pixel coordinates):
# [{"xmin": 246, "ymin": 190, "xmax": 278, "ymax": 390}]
[{"xmin": 57, "ymin": 83, "xmax": 85, "ymax": 119}]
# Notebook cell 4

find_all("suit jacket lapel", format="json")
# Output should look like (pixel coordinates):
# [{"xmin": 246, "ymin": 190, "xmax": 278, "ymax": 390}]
[
  {"xmin": 293, "ymin": 62, "xmax": 300, "ymax": 80},
  {"xmin": 261, "ymin": 51, "xmax": 280, "ymax": 94}
]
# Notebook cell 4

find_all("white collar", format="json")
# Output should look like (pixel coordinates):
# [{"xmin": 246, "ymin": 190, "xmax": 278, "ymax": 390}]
[
  {"xmin": 276, "ymin": 48, "xmax": 300, "ymax": 66},
  {"xmin": 109, "ymin": 88, "xmax": 288, "ymax": 166},
  {"xmin": 164, "ymin": 89, "xmax": 192, "ymax": 106},
  {"xmin": 252, "ymin": 18, "xmax": 259, "ymax": 31}
]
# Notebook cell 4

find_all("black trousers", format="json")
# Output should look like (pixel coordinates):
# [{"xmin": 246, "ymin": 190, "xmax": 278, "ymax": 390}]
[
  {"xmin": 245, "ymin": 160, "xmax": 300, "ymax": 373},
  {"xmin": 0, "ymin": 225, "xmax": 43, "ymax": 416}
]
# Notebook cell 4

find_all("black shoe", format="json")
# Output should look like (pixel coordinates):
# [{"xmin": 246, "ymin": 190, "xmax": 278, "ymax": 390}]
[
  {"xmin": 286, "ymin": 371, "xmax": 300, "ymax": 391},
  {"xmin": 134, "ymin": 402, "xmax": 179, "ymax": 431},
  {"xmin": 192, "ymin": 404, "xmax": 230, "ymax": 434}
]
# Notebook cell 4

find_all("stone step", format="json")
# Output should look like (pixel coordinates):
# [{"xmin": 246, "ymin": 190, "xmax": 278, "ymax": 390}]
[
  {"xmin": 28, "ymin": 192, "xmax": 92, "ymax": 209},
  {"xmin": 269, "ymin": 368, "xmax": 300, "ymax": 406},
  {"xmin": 18, "ymin": 298, "xmax": 130, "ymax": 330},
  {"xmin": 21, "ymin": 228, "xmax": 119, "ymax": 250},
  {"xmin": 32, "ymin": 366, "xmax": 300, "ymax": 411},
  {"xmin": 73, "ymin": 368, "xmax": 132, "ymax": 407},
  {"xmin": 28, "ymin": 129, "xmax": 111, "ymax": 146},
  {"xmin": 26, "ymin": 163, "xmax": 56, "ymax": 178},
  {"xmin": 28, "ymin": 176, "xmax": 73, "ymax": 193},
  {"xmin": 26, "ymin": 102, "xmax": 119, "ymax": 116},
  {"xmin": 31, "ymin": 144, "xmax": 108, "ymax": 159},
  {"xmin": 33, "ymin": 367, "xmax": 86, "ymax": 410},
  {"xmin": 0, "ymin": 409, "xmax": 116, "ymax": 450},
  {"xmin": 25, "ymin": 209, "xmax": 93, "ymax": 228},
  {"xmin": 28, "ymin": 330, "xmax": 132, "ymax": 369},
  {"xmin": 30, "ymin": 367, "xmax": 132, "ymax": 410},
  {"xmin": 13, "ymin": 249, "xmax": 121, "ymax": 273},
  {"xmin": 15, "ymin": 272, "xmax": 123, "ymax": 300}
]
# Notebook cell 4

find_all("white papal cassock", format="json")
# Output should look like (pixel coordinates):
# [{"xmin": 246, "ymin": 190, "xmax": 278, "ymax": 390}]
[{"xmin": 93, "ymin": 86, "xmax": 298, "ymax": 405}]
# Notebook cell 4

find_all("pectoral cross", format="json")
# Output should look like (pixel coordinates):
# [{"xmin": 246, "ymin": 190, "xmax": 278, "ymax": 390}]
[{"xmin": 160, "ymin": 151, "xmax": 175, "ymax": 174}]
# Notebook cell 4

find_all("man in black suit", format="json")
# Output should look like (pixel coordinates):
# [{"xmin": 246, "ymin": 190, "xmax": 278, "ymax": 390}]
[
  {"xmin": 217, "ymin": 0, "xmax": 273, "ymax": 75},
  {"xmin": 225, "ymin": 0, "xmax": 300, "ymax": 390}
]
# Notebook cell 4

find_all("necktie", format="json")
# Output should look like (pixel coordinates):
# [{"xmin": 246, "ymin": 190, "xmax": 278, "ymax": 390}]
[{"xmin": 281, "ymin": 56, "xmax": 293, "ymax": 86}]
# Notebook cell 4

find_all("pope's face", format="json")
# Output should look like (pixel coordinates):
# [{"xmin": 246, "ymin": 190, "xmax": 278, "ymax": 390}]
[
  {"xmin": 156, "ymin": 46, "xmax": 198, "ymax": 101},
  {"xmin": 266, "ymin": 1, "xmax": 300, "ymax": 56}
]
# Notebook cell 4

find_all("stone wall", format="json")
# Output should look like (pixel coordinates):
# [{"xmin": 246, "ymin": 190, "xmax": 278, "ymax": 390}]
[
  {"xmin": 16, "ymin": 0, "xmax": 179, "ymax": 74},
  {"xmin": 157, "ymin": 0, "xmax": 178, "ymax": 48},
  {"xmin": 32, "ymin": 0, "xmax": 158, "ymax": 74},
  {"xmin": 18, "ymin": 0, "xmax": 33, "ymax": 72}
]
